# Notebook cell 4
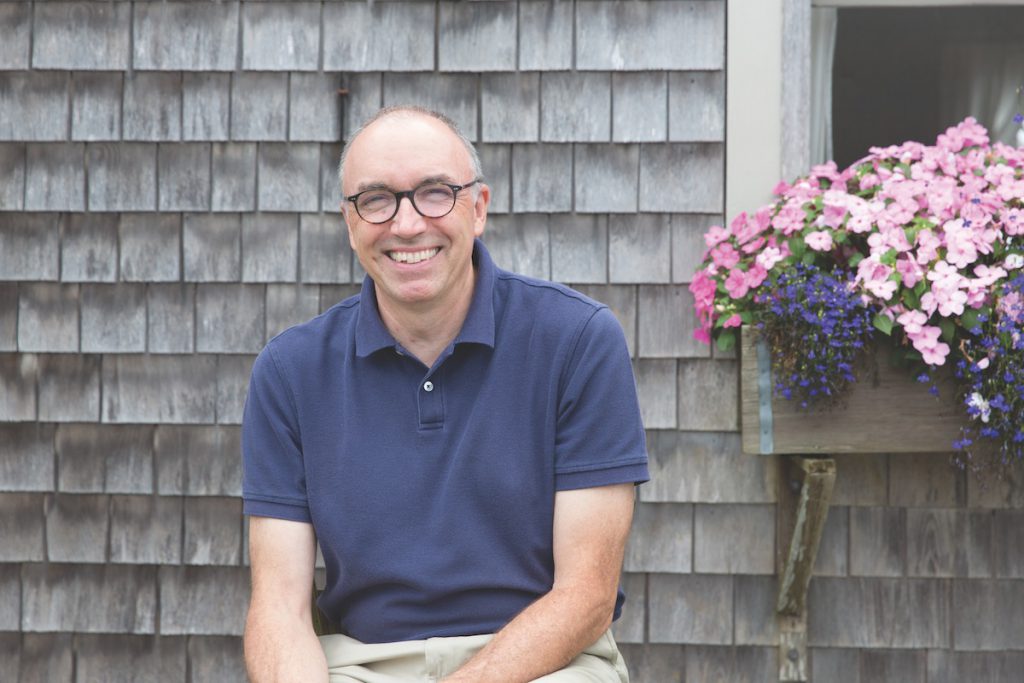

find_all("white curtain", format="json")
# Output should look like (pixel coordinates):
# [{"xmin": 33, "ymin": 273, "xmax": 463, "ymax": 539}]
[
  {"xmin": 810, "ymin": 8, "xmax": 838, "ymax": 165},
  {"xmin": 939, "ymin": 43, "xmax": 1024, "ymax": 147}
]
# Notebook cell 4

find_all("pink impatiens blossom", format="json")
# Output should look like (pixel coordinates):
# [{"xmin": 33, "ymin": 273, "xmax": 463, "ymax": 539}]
[
  {"xmin": 710, "ymin": 242, "xmax": 740, "ymax": 270},
  {"xmin": 703, "ymin": 224, "xmax": 730, "ymax": 248},
  {"xmin": 755, "ymin": 246, "xmax": 785, "ymax": 271},
  {"xmin": 722, "ymin": 314, "xmax": 742, "ymax": 328},
  {"xmin": 896, "ymin": 257, "xmax": 925, "ymax": 288},
  {"xmin": 805, "ymin": 230, "xmax": 833, "ymax": 251},
  {"xmin": 856, "ymin": 257, "xmax": 898, "ymax": 300},
  {"xmin": 724, "ymin": 268, "xmax": 751, "ymax": 299}
]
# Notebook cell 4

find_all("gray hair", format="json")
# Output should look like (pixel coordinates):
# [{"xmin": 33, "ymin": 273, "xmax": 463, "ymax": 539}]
[{"xmin": 337, "ymin": 106, "xmax": 484, "ymax": 197}]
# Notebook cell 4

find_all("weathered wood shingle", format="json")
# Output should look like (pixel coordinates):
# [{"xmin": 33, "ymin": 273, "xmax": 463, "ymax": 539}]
[
  {"xmin": 33, "ymin": 2, "xmax": 131, "ymax": 71},
  {"xmin": 242, "ymin": 2, "xmax": 321, "ymax": 71},
  {"xmin": 24, "ymin": 143, "xmax": 85, "ymax": 211},
  {"xmin": 133, "ymin": 1, "xmax": 239, "ymax": 71}
]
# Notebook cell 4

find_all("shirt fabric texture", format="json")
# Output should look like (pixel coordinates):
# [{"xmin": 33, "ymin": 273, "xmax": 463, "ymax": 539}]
[{"xmin": 242, "ymin": 239, "xmax": 649, "ymax": 644}]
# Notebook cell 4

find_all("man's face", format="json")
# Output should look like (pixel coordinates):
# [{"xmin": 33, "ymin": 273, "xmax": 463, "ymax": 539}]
[{"xmin": 341, "ymin": 113, "xmax": 490, "ymax": 314}]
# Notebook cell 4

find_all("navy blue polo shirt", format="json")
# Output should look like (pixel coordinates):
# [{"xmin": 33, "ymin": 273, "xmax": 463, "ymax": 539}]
[{"xmin": 242, "ymin": 240, "xmax": 648, "ymax": 644}]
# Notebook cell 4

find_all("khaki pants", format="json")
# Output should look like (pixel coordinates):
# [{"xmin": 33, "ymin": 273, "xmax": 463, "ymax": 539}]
[{"xmin": 319, "ymin": 628, "xmax": 630, "ymax": 683}]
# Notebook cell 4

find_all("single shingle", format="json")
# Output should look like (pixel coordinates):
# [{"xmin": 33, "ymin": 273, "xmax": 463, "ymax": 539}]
[
  {"xmin": 323, "ymin": 2, "xmax": 435, "ymax": 72},
  {"xmin": 155, "ymin": 425, "xmax": 242, "ymax": 496},
  {"xmin": 56, "ymin": 423, "xmax": 154, "ymax": 494},
  {"xmin": 734, "ymin": 575, "xmax": 780, "ymax": 645},
  {"xmin": 672, "ymin": 214, "xmax": 722, "ymax": 284},
  {"xmin": 518, "ymin": 0, "xmax": 572, "ymax": 70},
  {"xmin": 550, "ymin": 214, "xmax": 607, "ymax": 284},
  {"xmin": 694, "ymin": 503, "xmax": 775, "ymax": 574},
  {"xmin": 87, "ymin": 143, "xmax": 158, "ymax": 211},
  {"xmin": 102, "ymin": 355, "xmax": 218, "ymax": 424},
  {"xmin": 611, "ymin": 573, "xmax": 645, "ymax": 644},
  {"xmin": 183, "ymin": 73, "xmax": 230, "ymax": 141},
  {"xmin": 290, "ymin": 73, "xmax": 343, "ymax": 142},
  {"xmin": 610, "ymin": 214, "xmax": 670, "ymax": 283},
  {"xmin": 110, "ymin": 495, "xmax": 183, "ymax": 564},
  {"xmin": 148, "ymin": 284, "xmax": 196, "ymax": 355},
  {"xmin": 299, "ymin": 213, "xmax": 351, "ymax": 284},
  {"xmin": 45, "ymin": 493, "xmax": 109, "ymax": 563},
  {"xmin": 24, "ymin": 143, "xmax": 85, "ymax": 211},
  {"xmin": 613, "ymin": 72, "xmax": 668, "ymax": 143},
  {"xmin": 484, "ymin": 214, "xmax": 550, "ymax": 280},
  {"xmin": 188, "ymin": 637, "xmax": 247, "ymax": 683},
  {"xmin": 574, "ymin": 144, "xmax": 639, "ymax": 213},
  {"xmin": 71, "ymin": 72, "xmax": 122, "ymax": 141},
  {"xmin": 159, "ymin": 143, "xmax": 212, "ymax": 211},
  {"xmin": 615, "ymin": 644, "xmax": 687, "ymax": 683},
  {"xmin": 669, "ymin": 71, "xmax": 725, "ymax": 142},
  {"xmin": 815, "ymin": 506, "xmax": 850, "ymax": 577},
  {"xmin": 928, "ymin": 649, "xmax": 1024, "ymax": 683},
  {"xmin": 686, "ymin": 647, "xmax": 775, "ymax": 682},
  {"xmin": 639, "ymin": 143, "xmax": 724, "ymax": 213},
  {"xmin": 196, "ymin": 284, "xmax": 265, "ymax": 354},
  {"xmin": 230, "ymin": 72, "xmax": 289, "ymax": 141},
  {"xmin": 184, "ymin": 497, "xmax": 243, "ymax": 565},
  {"xmin": 242, "ymin": 2, "xmax": 321, "ymax": 71},
  {"xmin": 953, "ymin": 580, "xmax": 1024, "ymax": 649},
  {"xmin": 0, "ymin": 71, "xmax": 69, "ymax": 140},
  {"xmin": 212, "ymin": 144, "xmax": 257, "ymax": 212},
  {"xmin": 887, "ymin": 453, "xmax": 959, "ymax": 508},
  {"xmin": 18, "ymin": 283, "xmax": 78, "ymax": 352},
  {"xmin": 33, "ymin": 2, "xmax": 130, "ymax": 70},
  {"xmin": 541, "ymin": 73, "xmax": 611, "ymax": 143},
  {"xmin": 0, "ymin": 283, "xmax": 15, "ymax": 351},
  {"xmin": 343, "ymin": 73, "xmax": 383, "ymax": 138},
  {"xmin": 438, "ymin": 1, "xmax": 516, "ymax": 72},
  {"xmin": 119, "ymin": 213, "xmax": 181, "ymax": 282},
  {"xmin": 0, "ymin": 213, "xmax": 59, "ymax": 280},
  {"xmin": 37, "ymin": 354, "xmax": 101, "ymax": 422},
  {"xmin": 258, "ymin": 143, "xmax": 320, "ymax": 212},
  {"xmin": 511, "ymin": 144, "xmax": 572, "ymax": 213},
  {"xmin": 22, "ymin": 563, "xmax": 157, "ymax": 633},
  {"xmin": 81, "ymin": 284, "xmax": 146, "ymax": 353},
  {"xmin": 18, "ymin": 634, "xmax": 73, "ymax": 682},
  {"xmin": 61, "ymin": 213, "xmax": 118, "ymax": 282},
  {"xmin": 216, "ymin": 355, "xmax": 255, "ymax": 425},
  {"xmin": 648, "ymin": 573, "xmax": 733, "ymax": 644},
  {"xmin": 625, "ymin": 502, "xmax": 693, "ymax": 573},
  {"xmin": 184, "ymin": 214, "xmax": 242, "ymax": 282},
  {"xmin": 481, "ymin": 74, "xmax": 539, "ymax": 143},
  {"xmin": 643, "ymin": 430, "xmax": 776, "ymax": 504},
  {"xmin": 634, "ymin": 358, "xmax": 676, "ymax": 429},
  {"xmin": 0, "ymin": 3, "xmax": 30, "ymax": 69},
  {"xmin": 382, "ymin": 73, "xmax": 478, "ymax": 140},
  {"xmin": 320, "ymin": 142, "xmax": 343, "ymax": 213},
  {"xmin": 159, "ymin": 566, "xmax": 249, "ymax": 635},
  {"xmin": 242, "ymin": 214, "xmax": 298, "ymax": 282},
  {"xmin": 0, "ymin": 493, "xmax": 45, "ymax": 561},
  {"xmin": 0, "ymin": 566, "xmax": 18, "ymax": 630},
  {"xmin": 267, "ymin": 284, "xmax": 320, "ymax": 339},
  {"xmin": 133, "ymin": 1, "xmax": 239, "ymax": 71},
  {"xmin": 677, "ymin": 359, "xmax": 737, "ymax": 430},
  {"xmin": 576, "ymin": 1, "xmax": 725, "ymax": 70},
  {"xmin": 75, "ymin": 635, "xmax": 187, "ymax": 683},
  {"xmin": 0, "ymin": 142, "xmax": 24, "ymax": 210},
  {"xmin": 907, "ymin": 508, "xmax": 963, "ymax": 578},
  {"xmin": 849, "ymin": 507, "xmax": 905, "ymax": 577},
  {"xmin": 123, "ymin": 72, "xmax": 182, "ymax": 141},
  {"xmin": 477, "ymin": 144, "xmax": 510, "ymax": 214},
  {"xmin": 0, "ymin": 423, "xmax": 54, "ymax": 492}
]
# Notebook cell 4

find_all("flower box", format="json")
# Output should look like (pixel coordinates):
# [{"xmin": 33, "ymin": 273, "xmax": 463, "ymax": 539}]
[{"xmin": 739, "ymin": 328, "xmax": 963, "ymax": 455}]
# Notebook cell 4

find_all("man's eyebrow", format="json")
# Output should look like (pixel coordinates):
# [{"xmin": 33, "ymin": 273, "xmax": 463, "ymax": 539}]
[
  {"xmin": 354, "ymin": 175, "xmax": 456, "ymax": 193},
  {"xmin": 354, "ymin": 181, "xmax": 391, "ymax": 193}
]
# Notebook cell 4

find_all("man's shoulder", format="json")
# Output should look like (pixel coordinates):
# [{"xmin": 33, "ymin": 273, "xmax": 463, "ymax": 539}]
[
  {"xmin": 265, "ymin": 291, "xmax": 361, "ymax": 357},
  {"xmin": 494, "ymin": 269, "xmax": 606, "ymax": 321}
]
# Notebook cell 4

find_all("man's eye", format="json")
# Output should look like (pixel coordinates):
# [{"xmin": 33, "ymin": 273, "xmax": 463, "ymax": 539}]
[
  {"xmin": 360, "ymin": 193, "xmax": 392, "ymax": 209},
  {"xmin": 417, "ymin": 187, "xmax": 453, "ymax": 203}
]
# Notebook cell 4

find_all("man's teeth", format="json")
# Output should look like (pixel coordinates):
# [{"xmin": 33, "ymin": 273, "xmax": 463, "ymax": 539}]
[{"xmin": 389, "ymin": 248, "xmax": 439, "ymax": 264}]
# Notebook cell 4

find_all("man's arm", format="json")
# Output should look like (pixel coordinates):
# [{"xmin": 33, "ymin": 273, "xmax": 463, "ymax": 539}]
[
  {"xmin": 244, "ymin": 516, "xmax": 328, "ymax": 683},
  {"xmin": 443, "ymin": 482, "xmax": 635, "ymax": 683}
]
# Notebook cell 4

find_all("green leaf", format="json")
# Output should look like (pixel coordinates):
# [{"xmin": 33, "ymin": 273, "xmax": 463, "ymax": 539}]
[
  {"xmin": 848, "ymin": 253, "xmax": 865, "ymax": 268},
  {"xmin": 801, "ymin": 251, "xmax": 817, "ymax": 265},
  {"xmin": 879, "ymin": 248, "xmax": 898, "ymax": 266},
  {"xmin": 914, "ymin": 280, "xmax": 927, "ymax": 297},
  {"xmin": 939, "ymin": 318, "xmax": 955, "ymax": 343},
  {"xmin": 716, "ymin": 330, "xmax": 736, "ymax": 353},
  {"xmin": 873, "ymin": 313, "xmax": 894, "ymax": 336},
  {"xmin": 789, "ymin": 236, "xmax": 807, "ymax": 258},
  {"xmin": 902, "ymin": 287, "xmax": 920, "ymax": 310},
  {"xmin": 961, "ymin": 307, "xmax": 984, "ymax": 331}
]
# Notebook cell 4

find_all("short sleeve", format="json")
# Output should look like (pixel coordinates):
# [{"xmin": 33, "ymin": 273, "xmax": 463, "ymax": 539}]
[
  {"xmin": 241, "ymin": 344, "xmax": 311, "ymax": 522},
  {"xmin": 554, "ymin": 307, "xmax": 649, "ymax": 490}
]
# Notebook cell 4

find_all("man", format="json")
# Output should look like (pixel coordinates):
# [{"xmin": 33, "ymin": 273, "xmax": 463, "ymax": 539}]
[{"xmin": 242, "ymin": 106, "xmax": 648, "ymax": 682}]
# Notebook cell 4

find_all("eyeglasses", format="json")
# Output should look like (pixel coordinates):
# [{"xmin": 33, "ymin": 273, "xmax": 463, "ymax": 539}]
[{"xmin": 344, "ymin": 180, "xmax": 481, "ymax": 224}]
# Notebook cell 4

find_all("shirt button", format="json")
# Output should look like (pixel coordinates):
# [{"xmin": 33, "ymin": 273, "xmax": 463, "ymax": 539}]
[{"xmin": 423, "ymin": 381, "xmax": 434, "ymax": 392}]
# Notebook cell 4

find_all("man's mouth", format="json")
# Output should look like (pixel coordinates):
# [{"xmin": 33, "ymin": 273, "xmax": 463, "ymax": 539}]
[{"xmin": 388, "ymin": 248, "xmax": 439, "ymax": 264}]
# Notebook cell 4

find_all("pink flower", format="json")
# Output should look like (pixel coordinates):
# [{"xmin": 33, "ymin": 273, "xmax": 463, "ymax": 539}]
[
  {"xmin": 689, "ymin": 270, "xmax": 717, "ymax": 312},
  {"xmin": 856, "ymin": 257, "xmax": 898, "ymax": 300},
  {"xmin": 897, "ymin": 310, "xmax": 928, "ymax": 335},
  {"xmin": 703, "ymin": 224, "xmax": 731, "ymax": 248},
  {"xmin": 896, "ymin": 257, "xmax": 924, "ymax": 288},
  {"xmin": 805, "ymin": 230, "xmax": 833, "ymax": 251},
  {"xmin": 710, "ymin": 242, "xmax": 740, "ymax": 270},
  {"xmin": 693, "ymin": 327, "xmax": 711, "ymax": 344},
  {"xmin": 722, "ymin": 313, "xmax": 742, "ymax": 328},
  {"xmin": 755, "ymin": 246, "xmax": 785, "ymax": 271},
  {"xmin": 724, "ymin": 268, "xmax": 751, "ymax": 299}
]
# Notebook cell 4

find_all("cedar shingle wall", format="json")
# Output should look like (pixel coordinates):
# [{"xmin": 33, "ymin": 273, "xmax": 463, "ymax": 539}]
[{"xmin": 1, "ymin": 1, "xmax": 1021, "ymax": 681}]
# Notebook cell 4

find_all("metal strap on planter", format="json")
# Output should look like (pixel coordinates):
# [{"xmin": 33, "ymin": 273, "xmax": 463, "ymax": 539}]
[{"xmin": 756, "ymin": 338, "xmax": 774, "ymax": 455}]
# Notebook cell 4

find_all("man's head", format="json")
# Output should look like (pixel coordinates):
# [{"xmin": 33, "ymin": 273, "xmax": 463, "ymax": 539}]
[{"xmin": 339, "ymin": 106, "xmax": 490, "ymax": 315}]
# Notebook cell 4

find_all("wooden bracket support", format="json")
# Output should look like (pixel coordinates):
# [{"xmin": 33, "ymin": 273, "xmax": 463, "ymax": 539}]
[{"xmin": 775, "ymin": 456, "xmax": 836, "ymax": 682}]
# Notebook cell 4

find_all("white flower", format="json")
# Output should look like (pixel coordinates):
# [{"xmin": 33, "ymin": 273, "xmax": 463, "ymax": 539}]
[
  {"xmin": 968, "ymin": 392, "xmax": 991, "ymax": 423},
  {"xmin": 1005, "ymin": 253, "xmax": 1024, "ymax": 270}
]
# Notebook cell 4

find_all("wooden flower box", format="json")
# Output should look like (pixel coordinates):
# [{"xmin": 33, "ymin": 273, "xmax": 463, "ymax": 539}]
[{"xmin": 739, "ymin": 328, "xmax": 964, "ymax": 455}]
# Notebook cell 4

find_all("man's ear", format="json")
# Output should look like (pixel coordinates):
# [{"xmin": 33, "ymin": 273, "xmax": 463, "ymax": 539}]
[{"xmin": 473, "ymin": 184, "xmax": 491, "ymax": 237}]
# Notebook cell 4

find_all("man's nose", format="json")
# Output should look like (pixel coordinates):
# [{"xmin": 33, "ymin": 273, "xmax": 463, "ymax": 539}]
[{"xmin": 390, "ymin": 195, "xmax": 426, "ymax": 237}]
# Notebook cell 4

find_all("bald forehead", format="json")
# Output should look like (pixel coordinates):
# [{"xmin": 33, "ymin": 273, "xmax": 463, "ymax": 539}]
[{"xmin": 342, "ymin": 112, "xmax": 474, "ymax": 191}]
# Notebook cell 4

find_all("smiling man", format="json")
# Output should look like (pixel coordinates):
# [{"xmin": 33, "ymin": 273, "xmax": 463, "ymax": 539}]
[{"xmin": 242, "ymin": 106, "xmax": 649, "ymax": 683}]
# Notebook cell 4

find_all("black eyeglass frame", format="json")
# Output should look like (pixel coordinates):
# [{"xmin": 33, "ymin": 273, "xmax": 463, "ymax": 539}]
[{"xmin": 344, "ymin": 179, "xmax": 482, "ymax": 224}]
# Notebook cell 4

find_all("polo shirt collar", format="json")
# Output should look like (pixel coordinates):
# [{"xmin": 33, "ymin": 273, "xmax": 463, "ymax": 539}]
[{"xmin": 355, "ymin": 238, "xmax": 497, "ymax": 357}]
